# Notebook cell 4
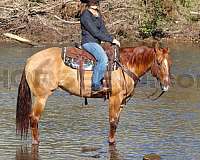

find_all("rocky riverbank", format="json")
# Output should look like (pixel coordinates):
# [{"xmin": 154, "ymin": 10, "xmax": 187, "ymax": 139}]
[{"xmin": 0, "ymin": 0, "xmax": 199, "ymax": 46}]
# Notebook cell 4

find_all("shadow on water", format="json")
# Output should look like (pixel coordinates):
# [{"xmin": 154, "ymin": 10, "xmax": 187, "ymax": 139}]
[
  {"xmin": 16, "ymin": 145, "xmax": 40, "ymax": 160},
  {"xmin": 108, "ymin": 145, "xmax": 123, "ymax": 160},
  {"xmin": 80, "ymin": 144, "xmax": 124, "ymax": 159},
  {"xmin": 16, "ymin": 144, "xmax": 123, "ymax": 160}
]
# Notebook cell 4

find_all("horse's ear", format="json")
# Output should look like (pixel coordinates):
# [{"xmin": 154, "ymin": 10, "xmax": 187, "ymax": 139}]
[
  {"xmin": 154, "ymin": 41, "xmax": 160, "ymax": 53},
  {"xmin": 163, "ymin": 48, "xmax": 169, "ymax": 54}
]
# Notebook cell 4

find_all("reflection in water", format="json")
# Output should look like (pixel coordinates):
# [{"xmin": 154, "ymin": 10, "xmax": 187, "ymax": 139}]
[
  {"xmin": 109, "ymin": 145, "xmax": 123, "ymax": 160},
  {"xmin": 80, "ymin": 144, "xmax": 123, "ymax": 159},
  {"xmin": 16, "ymin": 145, "xmax": 40, "ymax": 160}
]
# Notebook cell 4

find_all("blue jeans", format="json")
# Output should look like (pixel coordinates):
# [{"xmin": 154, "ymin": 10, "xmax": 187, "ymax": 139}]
[{"xmin": 82, "ymin": 43, "xmax": 108, "ymax": 88}]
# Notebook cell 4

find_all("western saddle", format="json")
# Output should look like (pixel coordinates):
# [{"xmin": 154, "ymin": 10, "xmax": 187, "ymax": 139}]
[{"xmin": 61, "ymin": 43, "xmax": 120, "ymax": 97}]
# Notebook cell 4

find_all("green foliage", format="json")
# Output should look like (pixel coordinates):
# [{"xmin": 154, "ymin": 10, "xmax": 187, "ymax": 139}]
[
  {"xmin": 139, "ymin": 0, "xmax": 166, "ymax": 39},
  {"xmin": 153, "ymin": 0, "xmax": 166, "ymax": 20},
  {"xmin": 178, "ymin": 0, "xmax": 191, "ymax": 7},
  {"xmin": 139, "ymin": 19, "xmax": 157, "ymax": 38},
  {"xmin": 188, "ymin": 15, "xmax": 200, "ymax": 22}
]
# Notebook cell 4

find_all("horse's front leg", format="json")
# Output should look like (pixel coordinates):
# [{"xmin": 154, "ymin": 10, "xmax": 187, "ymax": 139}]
[
  {"xmin": 30, "ymin": 96, "xmax": 48, "ymax": 145},
  {"xmin": 108, "ymin": 94, "xmax": 123, "ymax": 145}
]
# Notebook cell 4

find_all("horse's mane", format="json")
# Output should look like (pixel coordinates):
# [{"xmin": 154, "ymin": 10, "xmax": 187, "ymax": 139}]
[{"xmin": 120, "ymin": 46, "xmax": 155, "ymax": 69}]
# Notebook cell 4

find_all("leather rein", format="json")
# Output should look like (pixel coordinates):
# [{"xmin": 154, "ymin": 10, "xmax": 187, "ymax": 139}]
[
  {"xmin": 114, "ymin": 60, "xmax": 140, "ymax": 85},
  {"xmin": 115, "ymin": 51, "xmax": 166, "ymax": 101}
]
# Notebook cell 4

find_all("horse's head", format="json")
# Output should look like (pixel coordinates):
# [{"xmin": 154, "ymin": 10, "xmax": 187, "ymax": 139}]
[{"xmin": 151, "ymin": 47, "xmax": 172, "ymax": 92}]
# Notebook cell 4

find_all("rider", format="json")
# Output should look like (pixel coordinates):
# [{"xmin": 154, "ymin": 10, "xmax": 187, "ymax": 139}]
[{"xmin": 80, "ymin": 0, "xmax": 120, "ymax": 93}]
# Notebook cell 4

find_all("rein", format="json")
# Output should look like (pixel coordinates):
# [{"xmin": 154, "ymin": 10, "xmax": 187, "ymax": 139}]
[
  {"xmin": 151, "ymin": 91, "xmax": 165, "ymax": 101},
  {"xmin": 114, "ymin": 60, "xmax": 139, "ymax": 105},
  {"xmin": 144, "ymin": 87, "xmax": 166, "ymax": 101},
  {"xmin": 144, "ymin": 51, "xmax": 167, "ymax": 101},
  {"xmin": 115, "ymin": 49, "xmax": 165, "ymax": 102},
  {"xmin": 62, "ymin": 46, "xmax": 166, "ymax": 102},
  {"xmin": 115, "ymin": 60, "xmax": 140, "ymax": 85},
  {"xmin": 114, "ymin": 59, "xmax": 165, "ymax": 103}
]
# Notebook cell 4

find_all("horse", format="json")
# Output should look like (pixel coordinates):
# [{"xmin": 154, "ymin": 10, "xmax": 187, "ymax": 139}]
[{"xmin": 16, "ymin": 45, "xmax": 172, "ymax": 145}]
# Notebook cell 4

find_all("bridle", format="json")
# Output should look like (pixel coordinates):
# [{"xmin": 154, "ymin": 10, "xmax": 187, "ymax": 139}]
[
  {"xmin": 148, "ymin": 51, "xmax": 171, "ymax": 100},
  {"xmin": 117, "ymin": 49, "xmax": 169, "ymax": 101},
  {"xmin": 114, "ymin": 46, "xmax": 171, "ymax": 103}
]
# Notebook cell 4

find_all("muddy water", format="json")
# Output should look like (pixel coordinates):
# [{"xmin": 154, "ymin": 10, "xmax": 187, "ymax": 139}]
[{"xmin": 0, "ymin": 43, "xmax": 200, "ymax": 160}]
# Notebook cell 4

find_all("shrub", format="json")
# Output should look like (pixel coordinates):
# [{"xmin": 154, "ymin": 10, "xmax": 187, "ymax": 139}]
[{"xmin": 139, "ymin": 0, "xmax": 166, "ymax": 39}]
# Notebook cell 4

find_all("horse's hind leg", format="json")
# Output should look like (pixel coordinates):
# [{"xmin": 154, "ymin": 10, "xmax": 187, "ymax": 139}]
[
  {"xmin": 108, "ymin": 94, "xmax": 123, "ymax": 145},
  {"xmin": 30, "ymin": 96, "xmax": 48, "ymax": 144}
]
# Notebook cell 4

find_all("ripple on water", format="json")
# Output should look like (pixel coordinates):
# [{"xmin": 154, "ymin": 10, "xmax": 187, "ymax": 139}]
[{"xmin": 1, "ymin": 44, "xmax": 200, "ymax": 160}]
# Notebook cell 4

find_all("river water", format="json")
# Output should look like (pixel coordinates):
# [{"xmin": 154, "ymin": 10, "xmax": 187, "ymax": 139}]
[{"xmin": 0, "ymin": 42, "xmax": 200, "ymax": 160}]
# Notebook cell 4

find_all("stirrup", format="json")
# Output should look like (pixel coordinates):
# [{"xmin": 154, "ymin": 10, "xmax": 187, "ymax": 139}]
[{"xmin": 91, "ymin": 86, "xmax": 110, "ymax": 94}]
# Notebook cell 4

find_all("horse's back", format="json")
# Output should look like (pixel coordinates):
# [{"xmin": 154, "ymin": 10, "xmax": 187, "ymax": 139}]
[
  {"xmin": 25, "ymin": 47, "xmax": 64, "ymax": 72},
  {"xmin": 27, "ymin": 47, "xmax": 62, "ymax": 64}
]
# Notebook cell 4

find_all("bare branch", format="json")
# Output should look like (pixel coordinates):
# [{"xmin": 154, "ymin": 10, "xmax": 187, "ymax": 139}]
[
  {"xmin": 3, "ymin": 33, "xmax": 38, "ymax": 46},
  {"xmin": 54, "ymin": 15, "xmax": 80, "ymax": 24}
]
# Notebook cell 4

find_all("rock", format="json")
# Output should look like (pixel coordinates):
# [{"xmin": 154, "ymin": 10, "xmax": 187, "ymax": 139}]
[
  {"xmin": 81, "ymin": 146, "xmax": 101, "ymax": 153},
  {"xmin": 143, "ymin": 154, "xmax": 161, "ymax": 160}
]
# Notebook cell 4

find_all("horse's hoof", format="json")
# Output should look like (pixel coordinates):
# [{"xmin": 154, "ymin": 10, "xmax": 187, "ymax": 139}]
[
  {"xmin": 109, "ymin": 142, "xmax": 115, "ymax": 146},
  {"xmin": 32, "ymin": 140, "xmax": 40, "ymax": 145},
  {"xmin": 109, "ymin": 141, "xmax": 115, "ymax": 145},
  {"xmin": 108, "ymin": 139, "xmax": 115, "ymax": 145}
]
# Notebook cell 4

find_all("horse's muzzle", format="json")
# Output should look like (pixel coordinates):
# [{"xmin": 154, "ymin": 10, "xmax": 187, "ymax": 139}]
[
  {"xmin": 160, "ymin": 82, "xmax": 169, "ymax": 92},
  {"xmin": 160, "ymin": 77, "xmax": 170, "ymax": 92},
  {"xmin": 162, "ymin": 85, "xmax": 169, "ymax": 92}
]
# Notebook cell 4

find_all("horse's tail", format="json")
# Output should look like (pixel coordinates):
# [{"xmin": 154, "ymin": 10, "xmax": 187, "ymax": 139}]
[{"xmin": 16, "ymin": 69, "xmax": 32, "ymax": 138}]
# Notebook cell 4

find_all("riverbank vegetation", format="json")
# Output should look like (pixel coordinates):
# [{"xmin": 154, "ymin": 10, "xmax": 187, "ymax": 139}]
[{"xmin": 0, "ymin": 0, "xmax": 199, "ymax": 45}]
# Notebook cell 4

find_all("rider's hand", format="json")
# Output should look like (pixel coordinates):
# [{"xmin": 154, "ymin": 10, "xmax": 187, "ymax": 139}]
[{"xmin": 112, "ymin": 39, "xmax": 120, "ymax": 47}]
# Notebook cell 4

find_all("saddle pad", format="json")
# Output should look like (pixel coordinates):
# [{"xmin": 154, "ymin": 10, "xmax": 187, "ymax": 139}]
[{"xmin": 64, "ymin": 56, "xmax": 95, "ymax": 71}]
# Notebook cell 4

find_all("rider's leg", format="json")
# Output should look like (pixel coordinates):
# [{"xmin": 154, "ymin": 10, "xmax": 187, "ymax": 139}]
[{"xmin": 83, "ymin": 42, "xmax": 108, "ymax": 91}]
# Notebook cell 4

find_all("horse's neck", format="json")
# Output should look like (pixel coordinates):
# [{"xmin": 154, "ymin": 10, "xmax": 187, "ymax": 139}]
[
  {"xmin": 136, "ymin": 62, "xmax": 153, "ymax": 78},
  {"xmin": 130, "ymin": 50, "xmax": 155, "ymax": 78}
]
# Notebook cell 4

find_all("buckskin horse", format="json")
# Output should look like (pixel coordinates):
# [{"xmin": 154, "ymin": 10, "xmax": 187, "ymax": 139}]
[{"xmin": 16, "ymin": 44, "xmax": 172, "ymax": 145}]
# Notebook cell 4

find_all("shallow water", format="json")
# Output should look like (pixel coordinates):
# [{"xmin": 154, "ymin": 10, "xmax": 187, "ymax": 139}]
[{"xmin": 0, "ymin": 43, "xmax": 200, "ymax": 160}]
